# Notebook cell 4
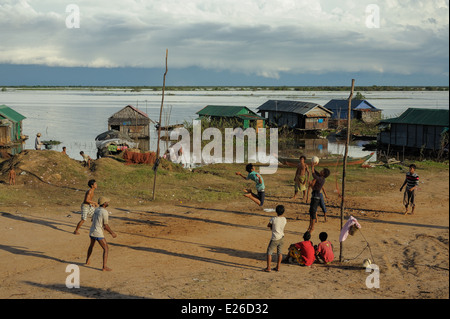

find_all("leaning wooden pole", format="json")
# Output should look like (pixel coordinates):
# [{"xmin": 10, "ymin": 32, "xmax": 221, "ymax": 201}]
[
  {"xmin": 339, "ymin": 78, "xmax": 355, "ymax": 262},
  {"xmin": 152, "ymin": 49, "xmax": 168, "ymax": 201}
]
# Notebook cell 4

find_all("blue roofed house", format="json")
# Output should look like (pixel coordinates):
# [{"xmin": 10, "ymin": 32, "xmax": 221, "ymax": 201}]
[{"xmin": 322, "ymin": 99, "xmax": 382, "ymax": 126}]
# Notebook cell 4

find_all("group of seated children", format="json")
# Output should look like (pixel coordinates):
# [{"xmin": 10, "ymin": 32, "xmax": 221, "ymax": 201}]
[{"xmin": 284, "ymin": 231, "xmax": 334, "ymax": 266}]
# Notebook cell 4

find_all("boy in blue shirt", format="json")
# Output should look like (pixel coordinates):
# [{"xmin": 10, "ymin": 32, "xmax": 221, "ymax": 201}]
[{"xmin": 236, "ymin": 163, "xmax": 265, "ymax": 206}]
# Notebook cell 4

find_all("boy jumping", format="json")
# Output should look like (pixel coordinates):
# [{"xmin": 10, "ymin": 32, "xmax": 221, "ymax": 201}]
[{"xmin": 236, "ymin": 163, "xmax": 265, "ymax": 206}]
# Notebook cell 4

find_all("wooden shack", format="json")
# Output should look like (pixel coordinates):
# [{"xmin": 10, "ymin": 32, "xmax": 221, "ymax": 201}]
[
  {"xmin": 377, "ymin": 108, "xmax": 449, "ymax": 154},
  {"xmin": 256, "ymin": 100, "xmax": 332, "ymax": 130},
  {"xmin": 196, "ymin": 105, "xmax": 265, "ymax": 129},
  {"xmin": 322, "ymin": 99, "xmax": 381, "ymax": 126},
  {"xmin": 0, "ymin": 104, "xmax": 26, "ymax": 146},
  {"xmin": 108, "ymin": 105, "xmax": 154, "ymax": 151}
]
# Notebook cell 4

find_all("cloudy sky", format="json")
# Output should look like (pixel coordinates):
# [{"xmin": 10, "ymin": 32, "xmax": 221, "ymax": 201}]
[{"xmin": 0, "ymin": 0, "xmax": 448, "ymax": 86}]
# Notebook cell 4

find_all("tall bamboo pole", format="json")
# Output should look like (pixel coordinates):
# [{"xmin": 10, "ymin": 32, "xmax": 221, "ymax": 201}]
[
  {"xmin": 339, "ymin": 79, "xmax": 355, "ymax": 262},
  {"xmin": 152, "ymin": 49, "xmax": 168, "ymax": 201}
]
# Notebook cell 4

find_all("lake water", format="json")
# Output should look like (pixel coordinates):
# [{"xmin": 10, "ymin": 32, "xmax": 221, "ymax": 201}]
[{"xmin": 1, "ymin": 88, "xmax": 448, "ymax": 162}]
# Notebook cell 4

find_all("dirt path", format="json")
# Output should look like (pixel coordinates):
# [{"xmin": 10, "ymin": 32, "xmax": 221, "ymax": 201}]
[{"xmin": 0, "ymin": 165, "xmax": 448, "ymax": 300}]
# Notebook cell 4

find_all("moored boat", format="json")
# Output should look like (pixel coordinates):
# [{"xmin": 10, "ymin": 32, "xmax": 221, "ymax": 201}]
[{"xmin": 278, "ymin": 152, "xmax": 374, "ymax": 167}]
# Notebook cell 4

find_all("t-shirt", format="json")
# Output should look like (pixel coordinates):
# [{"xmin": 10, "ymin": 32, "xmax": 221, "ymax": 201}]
[
  {"xmin": 295, "ymin": 240, "xmax": 315, "ymax": 266},
  {"xmin": 269, "ymin": 216, "xmax": 286, "ymax": 240},
  {"xmin": 89, "ymin": 207, "xmax": 109, "ymax": 238},
  {"xmin": 405, "ymin": 172, "xmax": 419, "ymax": 191},
  {"xmin": 247, "ymin": 171, "xmax": 265, "ymax": 192},
  {"xmin": 316, "ymin": 241, "xmax": 334, "ymax": 263}
]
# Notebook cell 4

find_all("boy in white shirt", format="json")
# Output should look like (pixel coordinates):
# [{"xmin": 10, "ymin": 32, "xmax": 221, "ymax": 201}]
[
  {"xmin": 86, "ymin": 197, "xmax": 117, "ymax": 271},
  {"xmin": 264, "ymin": 205, "xmax": 287, "ymax": 272}
]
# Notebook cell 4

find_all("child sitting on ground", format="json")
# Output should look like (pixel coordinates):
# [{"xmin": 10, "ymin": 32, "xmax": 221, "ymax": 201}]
[
  {"xmin": 315, "ymin": 232, "xmax": 334, "ymax": 264},
  {"xmin": 284, "ymin": 231, "xmax": 315, "ymax": 266}
]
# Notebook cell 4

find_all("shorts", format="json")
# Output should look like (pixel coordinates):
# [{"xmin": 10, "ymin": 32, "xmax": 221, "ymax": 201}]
[
  {"xmin": 294, "ymin": 176, "xmax": 307, "ymax": 192},
  {"xmin": 309, "ymin": 196, "xmax": 320, "ymax": 219},
  {"xmin": 403, "ymin": 189, "xmax": 416, "ymax": 207},
  {"xmin": 81, "ymin": 204, "xmax": 95, "ymax": 221},
  {"xmin": 257, "ymin": 190, "xmax": 265, "ymax": 206},
  {"xmin": 267, "ymin": 237, "xmax": 284, "ymax": 255},
  {"xmin": 90, "ymin": 236, "xmax": 104, "ymax": 241}
]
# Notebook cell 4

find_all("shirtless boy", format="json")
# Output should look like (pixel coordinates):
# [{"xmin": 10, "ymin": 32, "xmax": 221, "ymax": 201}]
[
  {"xmin": 292, "ymin": 155, "xmax": 310, "ymax": 201},
  {"xmin": 74, "ymin": 179, "xmax": 98, "ymax": 234}
]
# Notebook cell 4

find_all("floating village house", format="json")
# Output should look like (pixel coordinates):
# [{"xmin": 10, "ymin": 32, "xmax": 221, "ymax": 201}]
[
  {"xmin": 377, "ymin": 108, "xmax": 449, "ymax": 154},
  {"xmin": 108, "ymin": 105, "xmax": 154, "ymax": 151},
  {"xmin": 196, "ymin": 105, "xmax": 265, "ymax": 129},
  {"xmin": 0, "ymin": 104, "xmax": 26, "ymax": 146},
  {"xmin": 322, "ymin": 99, "xmax": 381, "ymax": 126},
  {"xmin": 256, "ymin": 100, "xmax": 332, "ymax": 131}
]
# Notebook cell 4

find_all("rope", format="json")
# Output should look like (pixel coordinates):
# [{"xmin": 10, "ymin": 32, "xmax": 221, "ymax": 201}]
[{"xmin": 343, "ymin": 228, "xmax": 376, "ymax": 264}]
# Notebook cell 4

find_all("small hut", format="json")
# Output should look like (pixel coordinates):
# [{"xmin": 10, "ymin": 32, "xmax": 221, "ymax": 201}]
[
  {"xmin": 256, "ymin": 100, "xmax": 332, "ymax": 130},
  {"xmin": 196, "ymin": 105, "xmax": 265, "ymax": 129},
  {"xmin": 322, "ymin": 99, "xmax": 381, "ymax": 126},
  {"xmin": 377, "ymin": 108, "xmax": 449, "ymax": 155},
  {"xmin": 0, "ymin": 104, "xmax": 26, "ymax": 146},
  {"xmin": 108, "ymin": 105, "xmax": 154, "ymax": 151}
]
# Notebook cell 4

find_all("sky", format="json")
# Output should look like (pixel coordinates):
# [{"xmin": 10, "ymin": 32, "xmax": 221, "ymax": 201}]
[{"xmin": 0, "ymin": 0, "xmax": 448, "ymax": 86}]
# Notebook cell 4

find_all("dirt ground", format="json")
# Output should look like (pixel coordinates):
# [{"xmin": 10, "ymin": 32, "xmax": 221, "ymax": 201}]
[{"xmin": 0, "ymin": 159, "xmax": 448, "ymax": 300}]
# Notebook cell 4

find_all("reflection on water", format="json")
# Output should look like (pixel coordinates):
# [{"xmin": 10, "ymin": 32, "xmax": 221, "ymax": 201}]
[
  {"xmin": 279, "ymin": 135, "xmax": 376, "ymax": 161},
  {"xmin": 1, "ymin": 89, "xmax": 445, "ymax": 161}
]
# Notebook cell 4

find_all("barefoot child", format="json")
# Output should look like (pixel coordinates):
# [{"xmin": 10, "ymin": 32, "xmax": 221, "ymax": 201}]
[
  {"xmin": 236, "ymin": 163, "xmax": 265, "ymax": 206},
  {"xmin": 315, "ymin": 232, "xmax": 334, "ymax": 264},
  {"xmin": 307, "ymin": 162, "xmax": 330, "ymax": 233},
  {"xmin": 264, "ymin": 205, "xmax": 286, "ymax": 272},
  {"xmin": 86, "ymin": 197, "xmax": 117, "ymax": 271},
  {"xmin": 400, "ymin": 164, "xmax": 419, "ymax": 215},
  {"xmin": 74, "ymin": 179, "xmax": 98, "ymax": 234},
  {"xmin": 284, "ymin": 231, "xmax": 315, "ymax": 266},
  {"xmin": 8, "ymin": 166, "xmax": 16, "ymax": 185},
  {"xmin": 292, "ymin": 155, "xmax": 310, "ymax": 201}
]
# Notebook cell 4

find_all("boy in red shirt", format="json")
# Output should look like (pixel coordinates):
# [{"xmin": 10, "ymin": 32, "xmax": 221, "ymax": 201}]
[
  {"xmin": 284, "ymin": 231, "xmax": 315, "ymax": 266},
  {"xmin": 315, "ymin": 232, "xmax": 334, "ymax": 264}
]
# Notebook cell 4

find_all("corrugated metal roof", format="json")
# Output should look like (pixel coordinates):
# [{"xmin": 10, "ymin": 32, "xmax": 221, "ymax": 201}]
[
  {"xmin": 0, "ymin": 104, "xmax": 26, "ymax": 123},
  {"xmin": 322, "ymin": 99, "xmax": 380, "ymax": 111},
  {"xmin": 257, "ymin": 100, "xmax": 332, "ymax": 116},
  {"xmin": 197, "ymin": 105, "xmax": 252, "ymax": 117},
  {"xmin": 380, "ymin": 108, "xmax": 449, "ymax": 126}
]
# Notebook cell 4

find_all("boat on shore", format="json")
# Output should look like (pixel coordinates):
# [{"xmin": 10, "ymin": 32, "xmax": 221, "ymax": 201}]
[{"xmin": 278, "ymin": 152, "xmax": 374, "ymax": 167}]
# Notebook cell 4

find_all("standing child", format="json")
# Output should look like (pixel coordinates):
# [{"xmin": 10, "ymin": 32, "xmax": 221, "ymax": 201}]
[
  {"xmin": 315, "ymin": 232, "xmax": 334, "ymax": 264},
  {"xmin": 400, "ymin": 164, "xmax": 419, "ymax": 215},
  {"xmin": 86, "ymin": 197, "xmax": 117, "ymax": 271},
  {"xmin": 264, "ymin": 205, "xmax": 286, "ymax": 272},
  {"xmin": 74, "ymin": 179, "xmax": 98, "ymax": 234},
  {"xmin": 236, "ymin": 163, "xmax": 265, "ymax": 207},
  {"xmin": 9, "ymin": 166, "xmax": 16, "ymax": 185},
  {"xmin": 307, "ymin": 162, "xmax": 330, "ymax": 233},
  {"xmin": 291, "ymin": 155, "xmax": 310, "ymax": 201}
]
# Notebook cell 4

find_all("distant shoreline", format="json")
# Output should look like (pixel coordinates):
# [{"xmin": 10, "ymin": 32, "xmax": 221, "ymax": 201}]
[{"xmin": 1, "ymin": 85, "xmax": 449, "ymax": 92}]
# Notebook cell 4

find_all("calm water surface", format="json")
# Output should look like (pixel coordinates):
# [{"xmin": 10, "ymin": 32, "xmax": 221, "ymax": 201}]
[{"xmin": 1, "ymin": 89, "xmax": 448, "ymax": 161}]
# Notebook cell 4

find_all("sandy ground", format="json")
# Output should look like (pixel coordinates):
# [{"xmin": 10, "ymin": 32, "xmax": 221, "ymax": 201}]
[{"xmin": 0, "ymin": 167, "xmax": 448, "ymax": 300}]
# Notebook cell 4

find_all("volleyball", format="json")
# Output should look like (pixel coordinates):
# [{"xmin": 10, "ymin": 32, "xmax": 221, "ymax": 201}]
[{"xmin": 311, "ymin": 156, "xmax": 320, "ymax": 165}]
